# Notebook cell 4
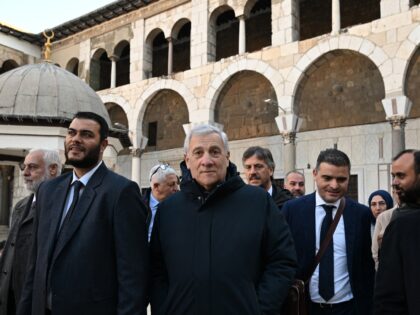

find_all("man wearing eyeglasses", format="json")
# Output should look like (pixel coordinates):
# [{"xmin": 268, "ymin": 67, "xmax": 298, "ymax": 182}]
[
  {"xmin": 150, "ymin": 124, "xmax": 297, "ymax": 315},
  {"xmin": 0, "ymin": 149, "xmax": 61, "ymax": 315},
  {"xmin": 144, "ymin": 164, "xmax": 179, "ymax": 241}
]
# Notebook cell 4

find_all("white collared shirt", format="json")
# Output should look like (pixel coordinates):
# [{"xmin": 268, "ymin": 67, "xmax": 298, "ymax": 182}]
[
  {"xmin": 267, "ymin": 185, "xmax": 273, "ymax": 196},
  {"xmin": 309, "ymin": 192, "xmax": 353, "ymax": 303},
  {"xmin": 60, "ymin": 161, "xmax": 103, "ymax": 224},
  {"xmin": 148, "ymin": 193, "xmax": 159, "ymax": 242}
]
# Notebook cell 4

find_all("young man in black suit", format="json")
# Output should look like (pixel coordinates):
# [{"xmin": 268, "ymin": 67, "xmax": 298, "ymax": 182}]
[
  {"xmin": 18, "ymin": 112, "xmax": 148, "ymax": 315},
  {"xmin": 282, "ymin": 149, "xmax": 374, "ymax": 315}
]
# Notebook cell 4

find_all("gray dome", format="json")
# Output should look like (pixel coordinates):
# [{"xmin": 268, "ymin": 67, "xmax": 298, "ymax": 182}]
[{"xmin": 0, "ymin": 62, "xmax": 111, "ymax": 126}]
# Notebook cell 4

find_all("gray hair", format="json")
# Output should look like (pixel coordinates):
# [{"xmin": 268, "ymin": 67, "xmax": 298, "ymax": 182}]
[
  {"xmin": 285, "ymin": 170, "xmax": 305, "ymax": 182},
  {"xmin": 29, "ymin": 148, "xmax": 62, "ymax": 176},
  {"xmin": 183, "ymin": 124, "xmax": 229, "ymax": 154},
  {"xmin": 149, "ymin": 164, "xmax": 178, "ymax": 183}
]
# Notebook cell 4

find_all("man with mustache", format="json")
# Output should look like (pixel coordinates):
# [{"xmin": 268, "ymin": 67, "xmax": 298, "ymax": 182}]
[
  {"xmin": 282, "ymin": 148, "xmax": 374, "ymax": 314},
  {"xmin": 0, "ymin": 149, "xmax": 61, "ymax": 315},
  {"xmin": 18, "ymin": 112, "xmax": 148, "ymax": 315},
  {"xmin": 374, "ymin": 149, "xmax": 420, "ymax": 314},
  {"xmin": 242, "ymin": 146, "xmax": 292, "ymax": 209}
]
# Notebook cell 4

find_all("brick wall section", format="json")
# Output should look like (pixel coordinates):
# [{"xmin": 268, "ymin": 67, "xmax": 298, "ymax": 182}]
[
  {"xmin": 296, "ymin": 50, "xmax": 386, "ymax": 132},
  {"xmin": 142, "ymin": 89, "xmax": 189, "ymax": 151},
  {"xmin": 406, "ymin": 48, "xmax": 420, "ymax": 118},
  {"xmin": 215, "ymin": 71, "xmax": 279, "ymax": 140}
]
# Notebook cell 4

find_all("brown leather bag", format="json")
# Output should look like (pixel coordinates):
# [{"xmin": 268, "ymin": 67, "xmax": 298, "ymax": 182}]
[
  {"xmin": 281, "ymin": 279, "xmax": 307, "ymax": 315},
  {"xmin": 281, "ymin": 199, "xmax": 346, "ymax": 315}
]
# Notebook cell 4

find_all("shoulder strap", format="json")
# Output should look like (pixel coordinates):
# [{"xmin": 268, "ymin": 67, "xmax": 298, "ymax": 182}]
[{"xmin": 304, "ymin": 198, "xmax": 346, "ymax": 283}]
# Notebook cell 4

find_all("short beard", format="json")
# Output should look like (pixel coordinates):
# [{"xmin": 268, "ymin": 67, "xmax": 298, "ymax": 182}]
[
  {"xmin": 25, "ymin": 174, "xmax": 48, "ymax": 193},
  {"xmin": 399, "ymin": 180, "xmax": 420, "ymax": 204},
  {"xmin": 65, "ymin": 144, "xmax": 101, "ymax": 169}
]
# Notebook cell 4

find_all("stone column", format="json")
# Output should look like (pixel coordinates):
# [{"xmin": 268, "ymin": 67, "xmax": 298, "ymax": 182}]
[
  {"xmin": 282, "ymin": 132, "xmax": 297, "ymax": 174},
  {"xmin": 238, "ymin": 15, "xmax": 246, "ymax": 54},
  {"xmin": 389, "ymin": 116, "xmax": 407, "ymax": 157},
  {"xmin": 382, "ymin": 95, "xmax": 412, "ymax": 157},
  {"xmin": 332, "ymin": 0, "xmax": 341, "ymax": 35},
  {"xmin": 110, "ymin": 55, "xmax": 119, "ymax": 88},
  {"xmin": 275, "ymin": 113, "xmax": 302, "ymax": 174},
  {"xmin": 131, "ymin": 148, "xmax": 142, "ymax": 187},
  {"xmin": 167, "ymin": 37, "xmax": 173, "ymax": 75}
]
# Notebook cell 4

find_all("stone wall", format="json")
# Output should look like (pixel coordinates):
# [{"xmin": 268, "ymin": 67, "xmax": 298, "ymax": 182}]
[
  {"xmin": 142, "ymin": 89, "xmax": 189, "ymax": 151},
  {"xmin": 215, "ymin": 70, "xmax": 278, "ymax": 140},
  {"xmin": 296, "ymin": 50, "xmax": 386, "ymax": 131}
]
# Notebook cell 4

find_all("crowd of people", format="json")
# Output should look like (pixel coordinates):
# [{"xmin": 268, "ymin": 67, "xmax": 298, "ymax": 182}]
[{"xmin": 0, "ymin": 111, "xmax": 418, "ymax": 315}]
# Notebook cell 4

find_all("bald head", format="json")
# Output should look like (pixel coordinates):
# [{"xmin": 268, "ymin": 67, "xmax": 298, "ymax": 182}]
[{"xmin": 284, "ymin": 170, "xmax": 305, "ymax": 197}]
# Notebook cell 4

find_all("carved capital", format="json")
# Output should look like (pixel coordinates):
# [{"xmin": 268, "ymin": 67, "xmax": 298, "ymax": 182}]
[
  {"xmin": 131, "ymin": 147, "xmax": 142, "ymax": 157},
  {"xmin": 281, "ymin": 132, "xmax": 297, "ymax": 145},
  {"xmin": 388, "ymin": 116, "xmax": 407, "ymax": 130}
]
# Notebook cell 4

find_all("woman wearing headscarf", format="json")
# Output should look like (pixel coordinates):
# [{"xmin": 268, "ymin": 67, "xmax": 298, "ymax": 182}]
[{"xmin": 369, "ymin": 189, "xmax": 395, "ymax": 270}]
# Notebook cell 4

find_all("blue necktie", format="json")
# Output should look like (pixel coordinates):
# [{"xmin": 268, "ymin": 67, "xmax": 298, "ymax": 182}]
[
  {"xmin": 319, "ymin": 204, "xmax": 335, "ymax": 301},
  {"xmin": 59, "ymin": 180, "xmax": 84, "ymax": 232}
]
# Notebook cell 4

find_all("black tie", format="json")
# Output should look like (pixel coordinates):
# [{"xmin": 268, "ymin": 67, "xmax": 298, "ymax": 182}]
[
  {"xmin": 319, "ymin": 204, "xmax": 335, "ymax": 301},
  {"xmin": 59, "ymin": 180, "xmax": 84, "ymax": 231}
]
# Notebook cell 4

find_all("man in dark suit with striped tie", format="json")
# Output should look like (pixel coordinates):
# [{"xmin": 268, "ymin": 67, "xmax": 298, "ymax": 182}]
[
  {"xmin": 282, "ymin": 149, "xmax": 374, "ymax": 314},
  {"xmin": 18, "ymin": 112, "xmax": 149, "ymax": 315},
  {"xmin": 0, "ymin": 149, "xmax": 61, "ymax": 315}
]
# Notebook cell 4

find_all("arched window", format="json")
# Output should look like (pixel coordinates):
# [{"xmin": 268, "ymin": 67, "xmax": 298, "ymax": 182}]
[
  {"xmin": 172, "ymin": 20, "xmax": 191, "ymax": 73},
  {"xmin": 114, "ymin": 41, "xmax": 130, "ymax": 86},
  {"xmin": 0, "ymin": 59, "xmax": 19, "ymax": 74},
  {"xmin": 90, "ymin": 49, "xmax": 111, "ymax": 91},
  {"xmin": 66, "ymin": 58, "xmax": 79, "ymax": 76}
]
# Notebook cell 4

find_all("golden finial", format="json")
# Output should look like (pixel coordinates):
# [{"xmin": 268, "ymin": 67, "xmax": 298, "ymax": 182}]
[{"xmin": 42, "ymin": 30, "xmax": 55, "ymax": 61}]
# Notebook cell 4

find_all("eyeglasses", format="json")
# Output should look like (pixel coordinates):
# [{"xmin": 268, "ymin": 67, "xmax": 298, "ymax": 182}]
[
  {"xmin": 150, "ymin": 164, "xmax": 169, "ymax": 181},
  {"xmin": 19, "ymin": 163, "xmax": 40, "ymax": 172}
]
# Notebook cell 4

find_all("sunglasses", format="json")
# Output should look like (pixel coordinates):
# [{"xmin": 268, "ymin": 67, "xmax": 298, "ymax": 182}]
[{"xmin": 150, "ymin": 164, "xmax": 170, "ymax": 181}]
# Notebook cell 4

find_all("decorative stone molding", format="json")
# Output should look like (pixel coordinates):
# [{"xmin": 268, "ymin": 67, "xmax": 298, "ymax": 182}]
[
  {"xmin": 381, "ymin": 95, "xmax": 412, "ymax": 119},
  {"xmin": 388, "ymin": 115, "xmax": 407, "ymax": 130}
]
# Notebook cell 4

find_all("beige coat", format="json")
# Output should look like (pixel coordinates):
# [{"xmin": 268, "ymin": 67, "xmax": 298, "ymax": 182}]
[{"xmin": 372, "ymin": 206, "xmax": 397, "ymax": 270}]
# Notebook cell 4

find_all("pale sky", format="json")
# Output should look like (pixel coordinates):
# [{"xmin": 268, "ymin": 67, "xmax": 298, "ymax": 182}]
[{"xmin": 0, "ymin": 0, "xmax": 116, "ymax": 33}]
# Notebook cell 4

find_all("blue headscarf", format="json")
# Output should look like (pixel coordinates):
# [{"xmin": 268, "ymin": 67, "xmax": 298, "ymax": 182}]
[{"xmin": 368, "ymin": 190, "xmax": 394, "ymax": 210}]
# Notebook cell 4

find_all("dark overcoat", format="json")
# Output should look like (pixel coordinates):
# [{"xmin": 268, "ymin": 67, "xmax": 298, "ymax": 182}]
[
  {"xmin": 150, "ymin": 163, "xmax": 297, "ymax": 315},
  {"xmin": 17, "ymin": 163, "xmax": 149, "ymax": 315},
  {"xmin": 0, "ymin": 194, "xmax": 34, "ymax": 313}
]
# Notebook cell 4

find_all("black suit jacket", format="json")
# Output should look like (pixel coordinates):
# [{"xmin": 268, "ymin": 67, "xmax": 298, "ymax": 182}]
[
  {"xmin": 282, "ymin": 192, "xmax": 374, "ymax": 314},
  {"xmin": 0, "ymin": 194, "xmax": 34, "ymax": 313},
  {"xmin": 18, "ymin": 163, "xmax": 149, "ymax": 315}
]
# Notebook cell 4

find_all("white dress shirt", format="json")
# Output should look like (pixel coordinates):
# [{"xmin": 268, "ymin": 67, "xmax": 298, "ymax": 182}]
[
  {"xmin": 310, "ymin": 192, "xmax": 353, "ymax": 303},
  {"xmin": 60, "ymin": 161, "xmax": 103, "ymax": 226}
]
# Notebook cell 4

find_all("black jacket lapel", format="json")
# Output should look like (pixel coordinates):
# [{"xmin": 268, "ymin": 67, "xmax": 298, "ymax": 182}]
[{"xmin": 51, "ymin": 163, "xmax": 107, "ymax": 264}]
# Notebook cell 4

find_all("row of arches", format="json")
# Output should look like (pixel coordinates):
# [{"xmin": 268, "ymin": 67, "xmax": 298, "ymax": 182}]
[
  {"xmin": 103, "ymin": 41, "xmax": 420, "ymax": 152},
  {"xmin": 57, "ymin": 0, "xmax": 396, "ymax": 92}
]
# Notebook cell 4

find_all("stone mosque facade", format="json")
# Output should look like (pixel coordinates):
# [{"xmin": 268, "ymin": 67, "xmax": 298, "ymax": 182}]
[{"xmin": 1, "ymin": 0, "xmax": 420, "ymax": 227}]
